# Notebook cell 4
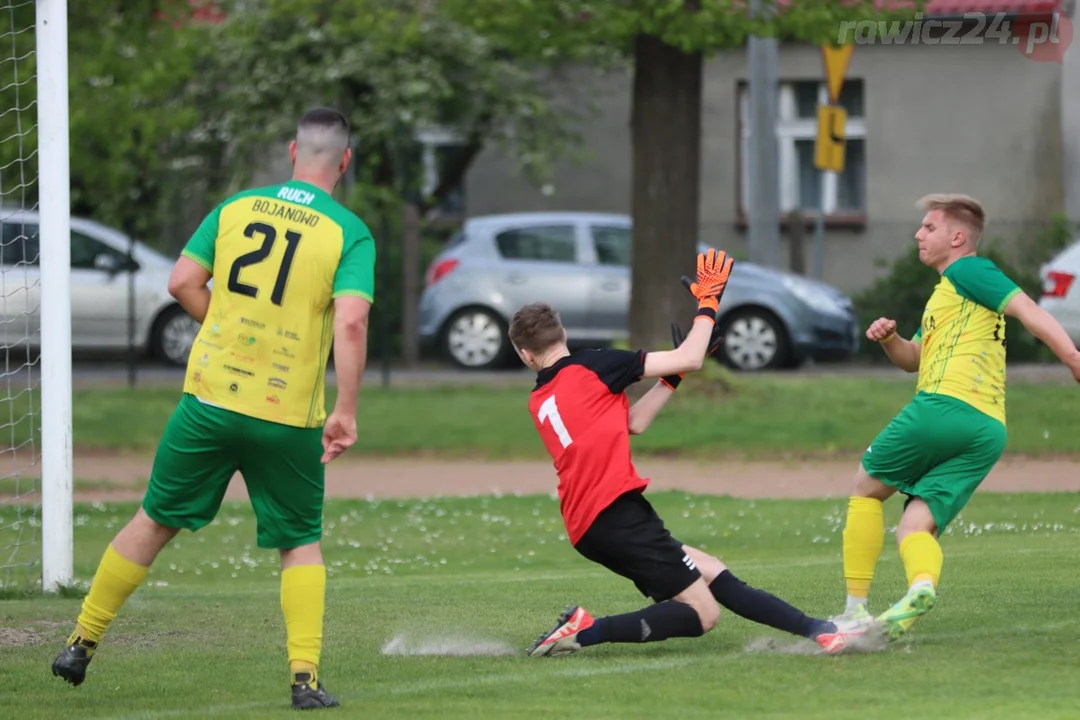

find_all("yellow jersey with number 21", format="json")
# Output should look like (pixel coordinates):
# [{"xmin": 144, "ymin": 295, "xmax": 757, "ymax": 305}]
[
  {"xmin": 911, "ymin": 256, "xmax": 1021, "ymax": 426},
  {"xmin": 180, "ymin": 180, "xmax": 375, "ymax": 428}
]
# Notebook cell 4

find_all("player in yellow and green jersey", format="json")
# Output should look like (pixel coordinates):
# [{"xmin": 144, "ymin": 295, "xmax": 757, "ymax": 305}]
[
  {"xmin": 51, "ymin": 108, "xmax": 374, "ymax": 710},
  {"xmin": 833, "ymin": 194, "xmax": 1080, "ymax": 644}
]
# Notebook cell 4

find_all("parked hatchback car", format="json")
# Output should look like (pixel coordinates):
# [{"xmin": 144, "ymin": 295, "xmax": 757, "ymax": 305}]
[
  {"xmin": 1038, "ymin": 238, "xmax": 1080, "ymax": 345},
  {"xmin": 0, "ymin": 209, "xmax": 199, "ymax": 366},
  {"xmin": 418, "ymin": 212, "xmax": 860, "ymax": 371}
]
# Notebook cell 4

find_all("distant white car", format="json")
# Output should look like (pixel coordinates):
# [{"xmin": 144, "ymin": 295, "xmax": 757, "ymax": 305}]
[
  {"xmin": 1038, "ymin": 239, "xmax": 1080, "ymax": 346},
  {"xmin": 0, "ymin": 208, "xmax": 199, "ymax": 366}
]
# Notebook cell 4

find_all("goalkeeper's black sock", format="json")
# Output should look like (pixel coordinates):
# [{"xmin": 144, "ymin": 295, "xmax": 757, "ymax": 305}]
[
  {"xmin": 576, "ymin": 601, "xmax": 705, "ymax": 646},
  {"xmin": 709, "ymin": 570, "xmax": 834, "ymax": 639}
]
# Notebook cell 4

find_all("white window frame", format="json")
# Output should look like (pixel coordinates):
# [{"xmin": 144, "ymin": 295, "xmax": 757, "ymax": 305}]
[{"xmin": 739, "ymin": 81, "xmax": 866, "ymax": 215}]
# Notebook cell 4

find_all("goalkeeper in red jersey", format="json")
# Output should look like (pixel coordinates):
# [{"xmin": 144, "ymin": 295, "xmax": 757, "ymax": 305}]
[{"xmin": 515, "ymin": 250, "xmax": 867, "ymax": 657}]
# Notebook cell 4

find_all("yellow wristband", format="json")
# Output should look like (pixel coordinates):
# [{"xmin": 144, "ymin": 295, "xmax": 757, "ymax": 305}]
[{"xmin": 879, "ymin": 332, "xmax": 896, "ymax": 344}]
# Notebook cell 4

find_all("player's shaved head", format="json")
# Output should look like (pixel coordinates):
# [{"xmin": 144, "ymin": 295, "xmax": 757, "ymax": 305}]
[
  {"xmin": 916, "ymin": 193, "xmax": 986, "ymax": 246},
  {"xmin": 294, "ymin": 107, "xmax": 351, "ymax": 165},
  {"xmin": 288, "ymin": 107, "xmax": 353, "ymax": 193}
]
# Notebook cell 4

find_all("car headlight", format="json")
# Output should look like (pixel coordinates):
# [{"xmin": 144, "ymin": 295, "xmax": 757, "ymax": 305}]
[{"xmin": 781, "ymin": 276, "xmax": 847, "ymax": 316}]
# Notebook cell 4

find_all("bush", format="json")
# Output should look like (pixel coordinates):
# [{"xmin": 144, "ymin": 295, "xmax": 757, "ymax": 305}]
[{"xmin": 853, "ymin": 216, "xmax": 1077, "ymax": 363}]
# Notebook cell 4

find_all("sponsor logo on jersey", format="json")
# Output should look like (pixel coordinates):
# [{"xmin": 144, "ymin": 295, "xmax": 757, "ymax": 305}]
[
  {"xmin": 271, "ymin": 363, "xmax": 290, "ymax": 373},
  {"xmin": 277, "ymin": 186, "xmax": 316, "ymax": 205},
  {"xmin": 277, "ymin": 328, "xmax": 300, "ymax": 341},
  {"xmin": 198, "ymin": 353, "xmax": 211, "ymax": 367},
  {"xmin": 239, "ymin": 316, "xmax": 265, "ymax": 329},
  {"xmin": 225, "ymin": 364, "xmax": 255, "ymax": 378},
  {"xmin": 267, "ymin": 377, "xmax": 287, "ymax": 389},
  {"xmin": 198, "ymin": 338, "xmax": 222, "ymax": 350},
  {"xmin": 265, "ymin": 395, "xmax": 281, "ymax": 404},
  {"xmin": 238, "ymin": 334, "xmax": 256, "ymax": 346},
  {"xmin": 228, "ymin": 382, "xmax": 239, "ymax": 393},
  {"xmin": 230, "ymin": 351, "xmax": 256, "ymax": 364},
  {"xmin": 274, "ymin": 346, "xmax": 295, "ymax": 359}
]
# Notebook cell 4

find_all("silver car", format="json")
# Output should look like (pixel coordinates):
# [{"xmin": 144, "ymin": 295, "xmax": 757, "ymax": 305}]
[
  {"xmin": 0, "ymin": 208, "xmax": 200, "ymax": 366},
  {"xmin": 418, "ymin": 212, "xmax": 860, "ymax": 371}
]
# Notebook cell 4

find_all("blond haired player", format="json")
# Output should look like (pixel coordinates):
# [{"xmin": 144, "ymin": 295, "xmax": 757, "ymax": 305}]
[
  {"xmin": 51, "ymin": 108, "xmax": 374, "ymax": 710},
  {"xmin": 837, "ymin": 194, "xmax": 1080, "ymax": 640}
]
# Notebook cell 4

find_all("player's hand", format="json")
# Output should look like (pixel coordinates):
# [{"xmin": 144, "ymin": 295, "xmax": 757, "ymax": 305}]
[
  {"xmin": 321, "ymin": 410, "xmax": 357, "ymax": 464},
  {"xmin": 866, "ymin": 317, "xmax": 898, "ymax": 343},
  {"xmin": 680, "ymin": 249, "xmax": 735, "ymax": 318}
]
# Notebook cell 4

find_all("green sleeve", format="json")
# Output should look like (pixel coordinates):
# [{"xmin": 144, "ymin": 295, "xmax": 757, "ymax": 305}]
[
  {"xmin": 911, "ymin": 327, "xmax": 923, "ymax": 344},
  {"xmin": 181, "ymin": 204, "xmax": 221, "ymax": 272},
  {"xmin": 332, "ymin": 220, "xmax": 375, "ymax": 303},
  {"xmin": 945, "ymin": 258, "xmax": 1023, "ymax": 314}
]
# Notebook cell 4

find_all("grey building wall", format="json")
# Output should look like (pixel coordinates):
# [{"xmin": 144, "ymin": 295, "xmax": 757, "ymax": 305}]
[
  {"xmin": 465, "ymin": 40, "xmax": 1065, "ymax": 294},
  {"xmin": 1062, "ymin": 16, "xmax": 1080, "ymax": 222}
]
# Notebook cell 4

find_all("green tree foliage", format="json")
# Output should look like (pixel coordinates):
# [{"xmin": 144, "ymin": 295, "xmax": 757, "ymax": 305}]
[
  {"xmin": 0, "ymin": 1, "xmax": 219, "ymax": 243},
  {"xmin": 0, "ymin": 0, "xmax": 580, "ymax": 249},
  {"xmin": 208, "ymin": 0, "xmax": 583, "ymax": 210}
]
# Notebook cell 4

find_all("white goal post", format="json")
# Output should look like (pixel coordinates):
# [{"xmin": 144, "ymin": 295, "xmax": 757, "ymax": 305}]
[
  {"xmin": 0, "ymin": 0, "xmax": 72, "ymax": 594},
  {"xmin": 36, "ymin": 0, "xmax": 72, "ymax": 593}
]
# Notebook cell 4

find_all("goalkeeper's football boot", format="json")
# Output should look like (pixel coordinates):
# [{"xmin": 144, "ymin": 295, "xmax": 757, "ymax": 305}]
[
  {"xmin": 526, "ymin": 605, "xmax": 594, "ymax": 657},
  {"xmin": 51, "ymin": 632, "xmax": 97, "ymax": 686},
  {"xmin": 815, "ymin": 604, "xmax": 876, "ymax": 654},
  {"xmin": 876, "ymin": 584, "xmax": 936, "ymax": 641},
  {"xmin": 291, "ymin": 672, "xmax": 339, "ymax": 710}
]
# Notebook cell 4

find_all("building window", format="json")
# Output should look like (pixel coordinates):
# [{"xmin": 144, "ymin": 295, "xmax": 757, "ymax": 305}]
[{"xmin": 738, "ymin": 79, "xmax": 866, "ymax": 217}]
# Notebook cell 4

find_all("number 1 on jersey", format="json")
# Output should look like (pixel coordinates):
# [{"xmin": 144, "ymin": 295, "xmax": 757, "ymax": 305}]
[{"xmin": 538, "ymin": 395, "xmax": 573, "ymax": 448}]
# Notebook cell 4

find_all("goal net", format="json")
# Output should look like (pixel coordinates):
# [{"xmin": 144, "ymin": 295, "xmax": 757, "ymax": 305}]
[{"xmin": 0, "ymin": 0, "xmax": 71, "ymax": 595}]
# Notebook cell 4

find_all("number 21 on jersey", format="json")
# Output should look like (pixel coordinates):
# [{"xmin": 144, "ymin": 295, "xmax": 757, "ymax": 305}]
[{"xmin": 537, "ymin": 395, "xmax": 573, "ymax": 448}]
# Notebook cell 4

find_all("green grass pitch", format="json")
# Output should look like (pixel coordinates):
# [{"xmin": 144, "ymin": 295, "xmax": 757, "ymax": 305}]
[{"xmin": 2, "ymin": 490, "xmax": 1080, "ymax": 719}]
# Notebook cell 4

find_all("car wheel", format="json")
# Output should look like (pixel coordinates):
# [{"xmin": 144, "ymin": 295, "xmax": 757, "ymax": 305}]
[
  {"xmin": 716, "ymin": 308, "xmax": 790, "ymax": 371},
  {"xmin": 151, "ymin": 305, "xmax": 200, "ymax": 367},
  {"xmin": 442, "ymin": 308, "xmax": 512, "ymax": 370}
]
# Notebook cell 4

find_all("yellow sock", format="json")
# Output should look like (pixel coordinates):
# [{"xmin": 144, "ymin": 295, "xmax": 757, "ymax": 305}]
[
  {"xmin": 281, "ymin": 564, "xmax": 326, "ymax": 681},
  {"xmin": 842, "ymin": 497, "xmax": 885, "ymax": 599},
  {"xmin": 74, "ymin": 544, "xmax": 149, "ymax": 645},
  {"xmin": 898, "ymin": 531, "xmax": 943, "ymax": 588}
]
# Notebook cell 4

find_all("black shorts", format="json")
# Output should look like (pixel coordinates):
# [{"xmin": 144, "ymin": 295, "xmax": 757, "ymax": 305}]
[{"xmin": 573, "ymin": 490, "xmax": 701, "ymax": 602}]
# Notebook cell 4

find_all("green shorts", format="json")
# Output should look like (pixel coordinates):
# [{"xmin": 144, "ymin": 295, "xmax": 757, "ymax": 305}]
[
  {"xmin": 861, "ymin": 391, "xmax": 1006, "ymax": 531},
  {"xmin": 142, "ymin": 393, "xmax": 325, "ymax": 550}
]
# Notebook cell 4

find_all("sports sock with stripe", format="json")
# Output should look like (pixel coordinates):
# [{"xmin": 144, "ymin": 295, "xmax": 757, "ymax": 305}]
[
  {"xmin": 576, "ymin": 601, "xmax": 705, "ymax": 646},
  {"xmin": 842, "ymin": 496, "xmax": 884, "ymax": 604}
]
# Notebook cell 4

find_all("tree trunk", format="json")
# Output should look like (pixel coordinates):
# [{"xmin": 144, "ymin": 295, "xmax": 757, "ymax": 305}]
[{"xmin": 628, "ymin": 29, "xmax": 703, "ymax": 352}]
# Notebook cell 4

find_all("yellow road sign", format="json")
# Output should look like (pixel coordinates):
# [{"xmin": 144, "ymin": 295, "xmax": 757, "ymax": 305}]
[
  {"xmin": 814, "ymin": 105, "xmax": 847, "ymax": 173},
  {"xmin": 821, "ymin": 45, "xmax": 854, "ymax": 104}
]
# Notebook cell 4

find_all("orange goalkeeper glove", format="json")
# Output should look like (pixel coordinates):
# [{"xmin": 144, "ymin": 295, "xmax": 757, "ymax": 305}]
[{"xmin": 680, "ymin": 248, "xmax": 735, "ymax": 323}]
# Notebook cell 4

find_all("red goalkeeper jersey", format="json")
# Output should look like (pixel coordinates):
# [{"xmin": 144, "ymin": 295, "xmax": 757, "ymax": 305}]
[{"xmin": 528, "ymin": 349, "xmax": 649, "ymax": 545}]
